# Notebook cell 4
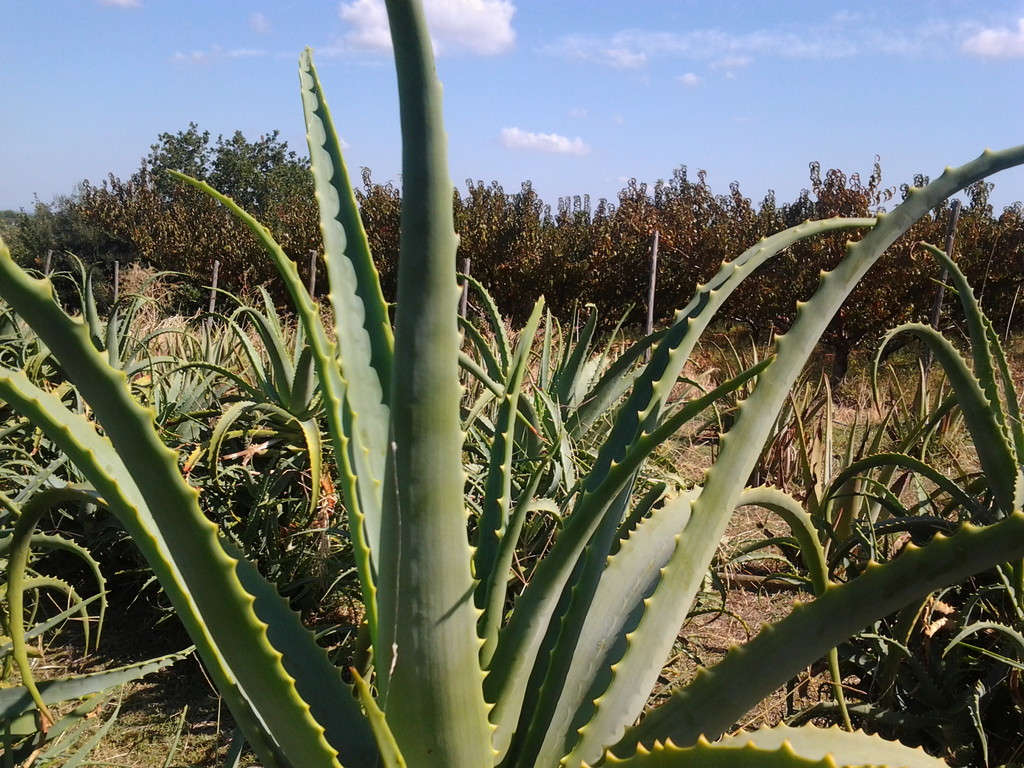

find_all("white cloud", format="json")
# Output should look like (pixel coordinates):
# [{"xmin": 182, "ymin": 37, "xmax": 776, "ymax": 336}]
[
  {"xmin": 709, "ymin": 55, "xmax": 752, "ymax": 78},
  {"xmin": 600, "ymin": 47, "xmax": 647, "ymax": 70},
  {"xmin": 550, "ymin": 17, "xmax": 953, "ymax": 70},
  {"xmin": 338, "ymin": 0, "xmax": 392, "ymax": 52},
  {"xmin": 963, "ymin": 18, "xmax": 1024, "ymax": 58},
  {"xmin": 171, "ymin": 48, "xmax": 219, "ymax": 66},
  {"xmin": 170, "ymin": 47, "xmax": 265, "ymax": 66},
  {"xmin": 678, "ymin": 72, "xmax": 702, "ymax": 87},
  {"xmin": 337, "ymin": 0, "xmax": 515, "ymax": 56},
  {"xmin": 501, "ymin": 127, "xmax": 590, "ymax": 156},
  {"xmin": 568, "ymin": 107, "xmax": 588, "ymax": 119},
  {"xmin": 250, "ymin": 12, "xmax": 272, "ymax": 35},
  {"xmin": 97, "ymin": 0, "xmax": 140, "ymax": 7}
]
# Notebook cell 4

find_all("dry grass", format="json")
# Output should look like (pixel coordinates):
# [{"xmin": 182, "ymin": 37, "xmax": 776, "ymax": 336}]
[{"xmin": 17, "ymin": 604, "xmax": 246, "ymax": 767}]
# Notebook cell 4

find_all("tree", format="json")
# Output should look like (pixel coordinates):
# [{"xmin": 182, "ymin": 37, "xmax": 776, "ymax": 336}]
[
  {"xmin": 78, "ymin": 124, "xmax": 319, "ymax": 301},
  {"xmin": 2, "ymin": 194, "xmax": 114, "ymax": 269}
]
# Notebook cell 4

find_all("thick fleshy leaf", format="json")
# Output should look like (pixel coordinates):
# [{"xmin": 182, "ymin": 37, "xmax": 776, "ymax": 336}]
[
  {"xmin": 371, "ymin": 2, "xmax": 494, "ymax": 766},
  {"xmin": 600, "ymin": 726, "xmax": 949, "ymax": 768}
]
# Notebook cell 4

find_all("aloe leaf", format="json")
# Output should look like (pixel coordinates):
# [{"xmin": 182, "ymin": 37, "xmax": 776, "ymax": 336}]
[
  {"xmin": 714, "ymin": 724, "xmax": 949, "ymax": 767},
  {"xmin": 0, "ymin": 244, "xmax": 373, "ymax": 767},
  {"xmin": 616, "ymin": 511, "xmax": 1024, "ymax": 755},
  {"xmin": 172, "ymin": 359, "xmax": 264, "ymax": 402},
  {"xmin": 170, "ymin": 170, "xmax": 384, "ymax": 642},
  {"xmin": 944, "ymin": 620, "xmax": 1024, "ymax": 658},
  {"xmin": 82, "ymin": 264, "xmax": 104, "ymax": 355},
  {"xmin": 590, "ymin": 218, "xmax": 874, "ymax": 489},
  {"xmin": 524, "ymin": 488, "xmax": 698, "ymax": 768},
  {"xmin": 12, "ymin": 530, "xmax": 107, "ymax": 648},
  {"xmin": 541, "ymin": 310, "xmax": 556, "ymax": 391},
  {"xmin": 0, "ymin": 521, "xmax": 100, "ymax": 665},
  {"xmin": 879, "ymin": 322, "xmax": 1017, "ymax": 515},
  {"xmin": 602, "ymin": 726, "xmax": 950, "ymax": 767},
  {"xmin": 600, "ymin": 739, "xmax": 833, "ymax": 767},
  {"xmin": 553, "ymin": 303, "xmax": 598, "ymax": 406},
  {"xmin": 461, "ymin": 312, "xmax": 508, "ymax": 385},
  {"xmin": 0, "ymin": 594, "xmax": 104, "ymax": 659},
  {"xmin": 299, "ymin": 49, "xmax": 393, "ymax": 378},
  {"xmin": 495, "ymin": 361, "xmax": 769, "ymax": 764},
  {"xmin": 534, "ymin": 386, "xmax": 576, "ymax": 491},
  {"xmin": 300, "ymin": 49, "xmax": 396, "ymax": 641},
  {"xmin": 57, "ymin": 698, "xmax": 122, "ymax": 768},
  {"xmin": 296, "ymin": 414, "xmax": 325, "ymax": 523},
  {"xmin": 480, "ymin": 469, "xmax": 546, "ymax": 669},
  {"xmin": 460, "ymin": 271, "xmax": 512, "ymax": 371},
  {"xmin": 0, "ymin": 651, "xmax": 188, "ymax": 717},
  {"xmin": 982, "ymin": 319, "xmax": 1024, "ymax": 461},
  {"xmin": 207, "ymin": 398, "xmax": 324, "ymax": 525},
  {"xmin": 217, "ymin": 308, "xmax": 281, "ymax": 397},
  {"xmin": 236, "ymin": 303, "xmax": 298, "ymax": 407},
  {"xmin": 487, "ymin": 360, "xmax": 771, "ymax": 759},
  {"xmin": 207, "ymin": 400, "xmax": 260, "ymax": 475},
  {"xmin": 371, "ymin": 2, "xmax": 493, "ymax": 765},
  {"xmin": 917, "ymin": 243, "xmax": 1003, "ymax": 424},
  {"xmin": 826, "ymin": 452, "xmax": 984, "ymax": 521},
  {"xmin": 476, "ymin": 298, "xmax": 544, "ymax": 662},
  {"xmin": 6, "ymin": 487, "xmax": 98, "ymax": 725},
  {"xmin": 535, "ymin": 221, "xmax": 871, "ymax": 599},
  {"xmin": 739, "ymin": 486, "xmax": 850, "ymax": 729},
  {"xmin": 569, "ymin": 146, "xmax": 1024, "ymax": 768},
  {"xmin": 738, "ymin": 486, "xmax": 829, "ymax": 594},
  {"xmin": 857, "ymin": 629, "xmax": 944, "ymax": 708},
  {"xmin": 460, "ymin": 346, "xmax": 504, "ymax": 398},
  {"xmin": 352, "ymin": 669, "xmax": 407, "ymax": 768},
  {"xmin": 533, "ymin": 484, "xmax": 829, "ymax": 767},
  {"xmin": 567, "ymin": 327, "xmax": 667, "ymax": 441},
  {"xmin": 0, "ymin": 367, "xmax": 354, "ymax": 768},
  {"xmin": 917, "ymin": 241, "xmax": 1024, "ymax": 465},
  {"xmin": 291, "ymin": 345, "xmax": 319, "ymax": 416}
]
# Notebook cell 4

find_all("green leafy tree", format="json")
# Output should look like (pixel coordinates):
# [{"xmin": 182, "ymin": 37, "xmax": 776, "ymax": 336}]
[
  {"xmin": 353, "ymin": 167, "xmax": 401, "ymax": 301},
  {"xmin": 2, "ymin": 194, "xmax": 113, "ymax": 269},
  {"xmin": 78, "ymin": 124, "xmax": 320, "ymax": 301}
]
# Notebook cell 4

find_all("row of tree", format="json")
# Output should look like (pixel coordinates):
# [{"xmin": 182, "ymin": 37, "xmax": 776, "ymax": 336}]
[{"xmin": 3, "ymin": 125, "xmax": 1023, "ymax": 374}]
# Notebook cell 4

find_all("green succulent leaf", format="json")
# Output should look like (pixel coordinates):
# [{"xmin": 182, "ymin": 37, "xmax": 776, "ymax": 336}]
[
  {"xmin": 600, "ymin": 725, "xmax": 950, "ymax": 767},
  {"xmin": 618, "ymin": 511, "xmax": 1024, "ymax": 755},
  {"xmin": 577, "ymin": 145, "xmax": 1024, "ymax": 768},
  {"xmin": 0, "ymin": 651, "xmax": 189, "ymax": 719},
  {"xmin": 371, "ymin": 2, "xmax": 493, "ymax": 766},
  {"xmin": 0, "ymin": 240, "xmax": 373, "ymax": 768},
  {"xmin": 300, "ymin": 47, "xmax": 394, "ymax": 642}
]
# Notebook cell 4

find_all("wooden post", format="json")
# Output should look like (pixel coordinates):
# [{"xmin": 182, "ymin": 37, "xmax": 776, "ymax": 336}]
[
  {"xmin": 43, "ymin": 249, "xmax": 52, "ymax": 276},
  {"xmin": 645, "ymin": 229, "xmax": 659, "ymax": 337},
  {"xmin": 1006, "ymin": 284, "xmax": 1022, "ymax": 341},
  {"xmin": 308, "ymin": 250, "xmax": 318, "ymax": 296},
  {"xmin": 208, "ymin": 259, "xmax": 220, "ymax": 314},
  {"xmin": 206, "ymin": 259, "xmax": 221, "ymax": 332},
  {"xmin": 645, "ymin": 230, "xmax": 659, "ymax": 361},
  {"xmin": 459, "ymin": 257, "xmax": 471, "ymax": 318},
  {"xmin": 929, "ymin": 200, "xmax": 962, "ymax": 330},
  {"xmin": 113, "ymin": 260, "xmax": 120, "ymax": 304}
]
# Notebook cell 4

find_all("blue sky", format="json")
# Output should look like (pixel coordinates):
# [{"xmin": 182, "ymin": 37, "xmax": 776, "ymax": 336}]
[{"xmin": 3, "ymin": 1, "xmax": 1024, "ymax": 214}]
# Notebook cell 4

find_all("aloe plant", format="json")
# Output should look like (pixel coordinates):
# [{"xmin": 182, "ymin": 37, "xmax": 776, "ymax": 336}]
[
  {"xmin": 2, "ymin": 3, "xmax": 1024, "ymax": 766},
  {"xmin": 0, "ymin": 484, "xmax": 188, "ymax": 766},
  {"xmin": 777, "ymin": 239, "xmax": 1024, "ymax": 765}
]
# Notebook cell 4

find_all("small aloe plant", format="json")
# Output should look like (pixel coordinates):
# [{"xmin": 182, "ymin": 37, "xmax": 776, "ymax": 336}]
[{"xmin": 2, "ymin": 2, "xmax": 1024, "ymax": 767}]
